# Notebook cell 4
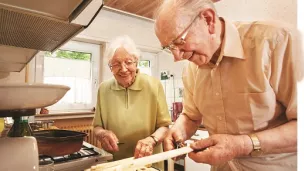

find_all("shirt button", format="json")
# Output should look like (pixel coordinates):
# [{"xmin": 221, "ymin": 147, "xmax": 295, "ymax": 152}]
[
  {"xmin": 215, "ymin": 92, "xmax": 220, "ymax": 96},
  {"xmin": 217, "ymin": 116, "xmax": 222, "ymax": 120}
]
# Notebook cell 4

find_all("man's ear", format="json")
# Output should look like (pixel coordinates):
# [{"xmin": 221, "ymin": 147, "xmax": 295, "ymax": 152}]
[{"xmin": 199, "ymin": 9, "xmax": 216, "ymax": 34}]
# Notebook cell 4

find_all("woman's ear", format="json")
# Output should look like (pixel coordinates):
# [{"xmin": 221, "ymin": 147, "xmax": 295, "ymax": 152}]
[{"xmin": 199, "ymin": 9, "xmax": 216, "ymax": 34}]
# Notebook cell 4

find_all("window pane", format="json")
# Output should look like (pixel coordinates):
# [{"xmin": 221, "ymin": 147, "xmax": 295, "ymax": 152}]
[
  {"xmin": 44, "ymin": 50, "xmax": 92, "ymax": 106},
  {"xmin": 138, "ymin": 60, "xmax": 151, "ymax": 75}
]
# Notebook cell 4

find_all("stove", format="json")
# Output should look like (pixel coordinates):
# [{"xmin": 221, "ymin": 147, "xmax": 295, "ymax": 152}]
[{"xmin": 39, "ymin": 141, "xmax": 113, "ymax": 171}]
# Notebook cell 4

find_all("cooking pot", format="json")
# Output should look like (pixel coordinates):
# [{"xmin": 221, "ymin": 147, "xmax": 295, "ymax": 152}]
[{"xmin": 33, "ymin": 129, "xmax": 86, "ymax": 156}]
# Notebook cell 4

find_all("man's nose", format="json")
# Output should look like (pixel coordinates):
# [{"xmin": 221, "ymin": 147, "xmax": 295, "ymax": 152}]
[{"xmin": 172, "ymin": 49, "xmax": 184, "ymax": 62}]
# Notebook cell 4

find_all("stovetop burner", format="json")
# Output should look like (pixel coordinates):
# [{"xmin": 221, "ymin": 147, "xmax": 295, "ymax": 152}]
[
  {"xmin": 39, "ymin": 146, "xmax": 100, "ymax": 164},
  {"xmin": 38, "ymin": 141, "xmax": 112, "ymax": 171}
]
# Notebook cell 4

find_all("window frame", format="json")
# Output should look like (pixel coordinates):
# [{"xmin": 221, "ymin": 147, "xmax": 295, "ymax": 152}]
[
  {"xmin": 139, "ymin": 51, "xmax": 158, "ymax": 77},
  {"xmin": 33, "ymin": 41, "xmax": 100, "ymax": 113}
]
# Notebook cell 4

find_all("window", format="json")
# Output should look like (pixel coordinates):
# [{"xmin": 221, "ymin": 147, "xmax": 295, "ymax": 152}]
[
  {"xmin": 138, "ymin": 60, "xmax": 151, "ymax": 75},
  {"xmin": 44, "ymin": 50, "xmax": 92, "ymax": 105},
  {"xmin": 139, "ymin": 51, "xmax": 157, "ymax": 76},
  {"xmin": 35, "ymin": 41, "xmax": 100, "ymax": 112}
]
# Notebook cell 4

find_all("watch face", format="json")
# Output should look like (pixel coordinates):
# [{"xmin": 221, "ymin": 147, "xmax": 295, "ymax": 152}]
[{"xmin": 251, "ymin": 149, "xmax": 263, "ymax": 157}]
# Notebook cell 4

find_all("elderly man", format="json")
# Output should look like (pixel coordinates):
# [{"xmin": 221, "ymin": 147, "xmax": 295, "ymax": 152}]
[
  {"xmin": 93, "ymin": 35, "xmax": 171, "ymax": 170},
  {"xmin": 154, "ymin": 0, "xmax": 299, "ymax": 170}
]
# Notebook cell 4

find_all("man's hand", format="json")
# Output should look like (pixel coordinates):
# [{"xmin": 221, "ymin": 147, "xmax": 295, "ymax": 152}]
[
  {"xmin": 163, "ymin": 114, "xmax": 201, "ymax": 160},
  {"xmin": 134, "ymin": 136, "xmax": 156, "ymax": 158},
  {"xmin": 163, "ymin": 126, "xmax": 188, "ymax": 152},
  {"xmin": 163, "ymin": 125, "xmax": 189, "ymax": 161},
  {"xmin": 96, "ymin": 130, "xmax": 119, "ymax": 152},
  {"xmin": 189, "ymin": 134, "xmax": 253, "ymax": 165}
]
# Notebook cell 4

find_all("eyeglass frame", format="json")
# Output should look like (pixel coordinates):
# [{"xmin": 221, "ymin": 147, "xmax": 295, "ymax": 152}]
[
  {"xmin": 162, "ymin": 14, "xmax": 200, "ymax": 52},
  {"xmin": 108, "ymin": 60, "xmax": 137, "ymax": 71}
]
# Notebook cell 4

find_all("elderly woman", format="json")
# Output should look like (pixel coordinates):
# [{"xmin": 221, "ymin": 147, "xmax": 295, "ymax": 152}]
[{"xmin": 93, "ymin": 35, "xmax": 171, "ymax": 170}]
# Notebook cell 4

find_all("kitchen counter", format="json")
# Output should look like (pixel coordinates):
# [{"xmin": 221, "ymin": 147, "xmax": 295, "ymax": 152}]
[
  {"xmin": 35, "ymin": 112, "xmax": 94, "ymax": 121},
  {"xmin": 185, "ymin": 129, "xmax": 210, "ymax": 171}
]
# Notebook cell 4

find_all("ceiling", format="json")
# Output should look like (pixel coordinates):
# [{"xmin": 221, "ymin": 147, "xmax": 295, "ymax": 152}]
[
  {"xmin": 104, "ymin": 0, "xmax": 162, "ymax": 19},
  {"xmin": 104, "ymin": 0, "xmax": 221, "ymax": 20}
]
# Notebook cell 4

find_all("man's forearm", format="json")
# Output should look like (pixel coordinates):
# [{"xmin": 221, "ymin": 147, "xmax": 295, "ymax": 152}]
[
  {"xmin": 174, "ymin": 113, "xmax": 202, "ymax": 140},
  {"xmin": 258, "ymin": 120, "xmax": 297, "ymax": 154},
  {"xmin": 241, "ymin": 120, "xmax": 297, "ymax": 156}
]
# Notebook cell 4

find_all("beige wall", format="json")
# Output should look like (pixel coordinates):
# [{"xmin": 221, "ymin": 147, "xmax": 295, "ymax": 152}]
[
  {"xmin": 215, "ymin": 0, "xmax": 297, "ymax": 27},
  {"xmin": 77, "ymin": 7, "xmax": 160, "ymax": 51}
]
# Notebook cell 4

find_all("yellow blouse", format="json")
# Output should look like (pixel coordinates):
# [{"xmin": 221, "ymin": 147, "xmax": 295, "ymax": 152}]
[
  {"xmin": 93, "ymin": 72, "xmax": 171, "ymax": 169},
  {"xmin": 0, "ymin": 118, "xmax": 4, "ymax": 133}
]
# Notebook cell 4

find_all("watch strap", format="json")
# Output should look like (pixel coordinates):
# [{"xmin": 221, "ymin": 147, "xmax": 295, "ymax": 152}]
[
  {"xmin": 150, "ymin": 135, "xmax": 159, "ymax": 146},
  {"xmin": 248, "ymin": 134, "xmax": 262, "ymax": 157}
]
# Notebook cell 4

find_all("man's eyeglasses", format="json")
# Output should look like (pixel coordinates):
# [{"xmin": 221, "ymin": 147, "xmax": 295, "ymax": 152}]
[
  {"xmin": 109, "ymin": 60, "xmax": 137, "ymax": 70},
  {"xmin": 162, "ymin": 14, "xmax": 200, "ymax": 53}
]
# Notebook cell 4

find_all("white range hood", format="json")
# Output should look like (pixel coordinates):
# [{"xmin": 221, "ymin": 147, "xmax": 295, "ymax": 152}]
[{"xmin": 0, "ymin": 0, "xmax": 103, "ymax": 72}]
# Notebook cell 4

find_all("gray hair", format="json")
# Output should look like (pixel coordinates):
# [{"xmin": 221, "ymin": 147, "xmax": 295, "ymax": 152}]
[
  {"xmin": 154, "ymin": 0, "xmax": 217, "ymax": 21},
  {"xmin": 105, "ymin": 35, "xmax": 141, "ymax": 64}
]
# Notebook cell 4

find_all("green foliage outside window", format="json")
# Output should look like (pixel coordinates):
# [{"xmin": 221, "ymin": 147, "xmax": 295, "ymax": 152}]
[
  {"xmin": 45, "ymin": 50, "xmax": 91, "ymax": 61},
  {"xmin": 138, "ymin": 60, "xmax": 150, "ymax": 68}
]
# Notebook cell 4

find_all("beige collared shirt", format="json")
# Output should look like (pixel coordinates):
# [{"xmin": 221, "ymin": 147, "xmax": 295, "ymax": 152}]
[{"xmin": 182, "ymin": 18, "xmax": 298, "ymax": 171}]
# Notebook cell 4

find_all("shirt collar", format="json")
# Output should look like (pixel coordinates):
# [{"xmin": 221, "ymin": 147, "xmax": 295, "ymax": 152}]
[
  {"xmin": 110, "ymin": 70, "xmax": 143, "ymax": 91},
  {"xmin": 205, "ymin": 17, "xmax": 244, "ymax": 68},
  {"xmin": 220, "ymin": 17, "xmax": 245, "ymax": 59}
]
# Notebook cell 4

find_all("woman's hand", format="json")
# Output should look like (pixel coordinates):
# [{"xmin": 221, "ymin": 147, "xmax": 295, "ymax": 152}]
[
  {"xmin": 189, "ymin": 134, "xmax": 252, "ymax": 165},
  {"xmin": 96, "ymin": 129, "xmax": 119, "ymax": 152},
  {"xmin": 134, "ymin": 136, "xmax": 156, "ymax": 158}
]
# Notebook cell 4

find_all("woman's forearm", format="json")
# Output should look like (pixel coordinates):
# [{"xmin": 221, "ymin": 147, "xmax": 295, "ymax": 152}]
[
  {"xmin": 151, "ymin": 126, "xmax": 169, "ymax": 142},
  {"xmin": 93, "ymin": 126, "xmax": 106, "ymax": 138}
]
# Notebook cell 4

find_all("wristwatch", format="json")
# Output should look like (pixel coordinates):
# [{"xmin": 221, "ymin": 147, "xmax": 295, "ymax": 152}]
[
  {"xmin": 150, "ymin": 135, "xmax": 159, "ymax": 146},
  {"xmin": 248, "ymin": 134, "xmax": 263, "ymax": 157}
]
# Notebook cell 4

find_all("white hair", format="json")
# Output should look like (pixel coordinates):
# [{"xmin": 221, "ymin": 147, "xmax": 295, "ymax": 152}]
[
  {"xmin": 105, "ymin": 35, "xmax": 141, "ymax": 64},
  {"xmin": 154, "ymin": 0, "xmax": 217, "ymax": 21}
]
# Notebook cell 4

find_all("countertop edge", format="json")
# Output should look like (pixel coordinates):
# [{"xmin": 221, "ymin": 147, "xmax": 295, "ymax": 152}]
[{"xmin": 35, "ymin": 112, "xmax": 94, "ymax": 120}]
